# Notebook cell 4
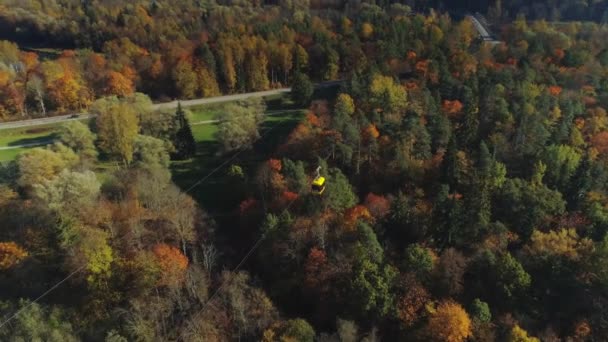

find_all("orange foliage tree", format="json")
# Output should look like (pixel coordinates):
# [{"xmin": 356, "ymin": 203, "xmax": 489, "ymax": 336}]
[
  {"xmin": 0, "ymin": 242, "xmax": 28, "ymax": 270},
  {"xmin": 426, "ymin": 301, "xmax": 472, "ymax": 342},
  {"xmin": 306, "ymin": 111, "xmax": 321, "ymax": 127},
  {"xmin": 548, "ymin": 85, "xmax": 563, "ymax": 96},
  {"xmin": 106, "ymin": 70, "xmax": 135, "ymax": 97},
  {"xmin": 442, "ymin": 100, "xmax": 464, "ymax": 117},
  {"xmin": 343, "ymin": 205, "xmax": 373, "ymax": 231},
  {"xmin": 152, "ymin": 243, "xmax": 189, "ymax": 287},
  {"xmin": 362, "ymin": 124, "xmax": 380, "ymax": 141}
]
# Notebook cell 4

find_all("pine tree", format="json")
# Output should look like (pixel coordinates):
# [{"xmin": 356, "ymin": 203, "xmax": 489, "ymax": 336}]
[
  {"xmin": 291, "ymin": 72, "xmax": 314, "ymax": 107},
  {"xmin": 172, "ymin": 102, "xmax": 196, "ymax": 160},
  {"xmin": 462, "ymin": 86, "xmax": 480, "ymax": 148},
  {"xmin": 441, "ymin": 136, "xmax": 461, "ymax": 189},
  {"xmin": 466, "ymin": 142, "xmax": 493, "ymax": 238}
]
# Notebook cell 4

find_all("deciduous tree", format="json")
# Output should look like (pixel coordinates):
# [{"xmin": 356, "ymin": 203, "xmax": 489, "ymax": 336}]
[
  {"xmin": 93, "ymin": 96, "xmax": 140, "ymax": 165},
  {"xmin": 426, "ymin": 301, "xmax": 472, "ymax": 342},
  {"xmin": 0, "ymin": 242, "xmax": 28, "ymax": 270}
]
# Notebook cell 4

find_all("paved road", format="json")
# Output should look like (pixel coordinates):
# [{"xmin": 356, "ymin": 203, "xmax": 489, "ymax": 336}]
[
  {"xmin": 0, "ymin": 107, "xmax": 306, "ymax": 151},
  {"xmin": 0, "ymin": 88, "xmax": 292, "ymax": 131},
  {"xmin": 0, "ymin": 80, "xmax": 343, "ymax": 131}
]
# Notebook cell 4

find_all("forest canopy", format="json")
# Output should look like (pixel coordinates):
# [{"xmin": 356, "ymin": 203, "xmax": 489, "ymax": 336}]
[{"xmin": 2, "ymin": 1, "xmax": 608, "ymax": 341}]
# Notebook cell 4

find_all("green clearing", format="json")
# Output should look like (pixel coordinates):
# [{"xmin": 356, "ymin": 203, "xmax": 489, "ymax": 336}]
[
  {"xmin": 191, "ymin": 122, "xmax": 219, "ymax": 142},
  {"xmin": 0, "ymin": 92, "xmax": 296, "ymax": 162},
  {"xmin": 170, "ymin": 109, "xmax": 305, "ymax": 213},
  {"xmin": 0, "ymin": 147, "xmax": 28, "ymax": 162},
  {"xmin": 0, "ymin": 124, "xmax": 58, "ymax": 161}
]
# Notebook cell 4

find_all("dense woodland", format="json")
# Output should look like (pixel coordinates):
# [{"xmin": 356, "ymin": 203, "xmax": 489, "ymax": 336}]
[
  {"xmin": 1, "ymin": 0, "xmax": 608, "ymax": 120},
  {"xmin": 2, "ymin": 1, "xmax": 608, "ymax": 341}
]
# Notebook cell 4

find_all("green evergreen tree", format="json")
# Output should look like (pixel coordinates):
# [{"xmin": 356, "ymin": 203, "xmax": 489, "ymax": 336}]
[
  {"xmin": 426, "ymin": 95, "xmax": 451, "ymax": 152},
  {"xmin": 197, "ymin": 43, "xmax": 217, "ymax": 76},
  {"xmin": 434, "ymin": 184, "xmax": 465, "ymax": 247},
  {"xmin": 441, "ymin": 136, "xmax": 461, "ymax": 189},
  {"xmin": 462, "ymin": 86, "xmax": 480, "ymax": 148},
  {"xmin": 171, "ymin": 102, "xmax": 196, "ymax": 160},
  {"xmin": 291, "ymin": 72, "xmax": 314, "ymax": 107}
]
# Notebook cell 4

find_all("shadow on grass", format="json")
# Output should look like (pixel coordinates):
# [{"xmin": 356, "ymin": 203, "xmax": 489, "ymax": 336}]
[
  {"xmin": 313, "ymin": 84, "xmax": 341, "ymax": 101},
  {"xmin": 8, "ymin": 134, "xmax": 56, "ymax": 147},
  {"xmin": 170, "ymin": 110, "xmax": 304, "ymax": 214}
]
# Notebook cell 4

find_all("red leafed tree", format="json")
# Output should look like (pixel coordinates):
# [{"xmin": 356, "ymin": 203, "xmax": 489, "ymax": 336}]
[
  {"xmin": 268, "ymin": 159, "xmax": 282, "ymax": 172},
  {"xmin": 397, "ymin": 279, "xmax": 431, "ymax": 328},
  {"xmin": 0, "ymin": 242, "xmax": 28, "ymax": 270},
  {"xmin": 415, "ymin": 60, "xmax": 430, "ymax": 74},
  {"xmin": 239, "ymin": 197, "xmax": 259, "ymax": 216},
  {"xmin": 364, "ymin": 193, "xmax": 390, "ymax": 218},
  {"xmin": 592, "ymin": 131, "xmax": 608, "ymax": 155},
  {"xmin": 152, "ymin": 243, "xmax": 189, "ymax": 287},
  {"xmin": 304, "ymin": 247, "xmax": 328, "ymax": 291},
  {"xmin": 281, "ymin": 191, "xmax": 298, "ymax": 204}
]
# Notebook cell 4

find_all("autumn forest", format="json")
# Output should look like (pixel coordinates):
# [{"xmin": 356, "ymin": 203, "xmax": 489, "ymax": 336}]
[{"xmin": 2, "ymin": 0, "xmax": 608, "ymax": 341}]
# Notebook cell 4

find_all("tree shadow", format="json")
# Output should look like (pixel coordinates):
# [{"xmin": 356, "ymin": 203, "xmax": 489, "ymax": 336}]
[
  {"xmin": 8, "ymin": 134, "xmax": 56, "ymax": 147},
  {"xmin": 171, "ymin": 110, "xmax": 303, "ymax": 214}
]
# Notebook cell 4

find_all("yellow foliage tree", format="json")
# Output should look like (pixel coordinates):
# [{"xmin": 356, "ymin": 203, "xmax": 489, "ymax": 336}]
[
  {"xmin": 527, "ymin": 228, "xmax": 592, "ymax": 260},
  {"xmin": 369, "ymin": 74, "xmax": 407, "ymax": 122},
  {"xmin": 361, "ymin": 22, "xmax": 374, "ymax": 39},
  {"xmin": 16, "ymin": 147, "xmax": 76, "ymax": 189},
  {"xmin": 426, "ymin": 301, "xmax": 472, "ymax": 342},
  {"xmin": 508, "ymin": 325, "xmax": 540, "ymax": 342},
  {"xmin": 197, "ymin": 65, "xmax": 221, "ymax": 97},
  {"xmin": 77, "ymin": 227, "xmax": 113, "ymax": 286},
  {"xmin": 93, "ymin": 97, "xmax": 140, "ymax": 165}
]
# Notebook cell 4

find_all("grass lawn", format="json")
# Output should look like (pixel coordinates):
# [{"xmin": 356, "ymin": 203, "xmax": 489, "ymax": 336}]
[
  {"xmin": 0, "ymin": 147, "xmax": 28, "ymax": 162},
  {"xmin": 191, "ymin": 123, "xmax": 219, "ymax": 142},
  {"xmin": 186, "ymin": 106, "xmax": 223, "ymax": 123}
]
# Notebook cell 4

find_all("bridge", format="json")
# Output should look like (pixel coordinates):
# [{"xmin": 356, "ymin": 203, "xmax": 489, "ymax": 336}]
[{"xmin": 467, "ymin": 13, "xmax": 501, "ymax": 46}]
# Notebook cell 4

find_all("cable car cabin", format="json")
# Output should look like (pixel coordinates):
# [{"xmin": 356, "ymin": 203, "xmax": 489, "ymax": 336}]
[{"xmin": 312, "ymin": 176, "xmax": 326, "ymax": 195}]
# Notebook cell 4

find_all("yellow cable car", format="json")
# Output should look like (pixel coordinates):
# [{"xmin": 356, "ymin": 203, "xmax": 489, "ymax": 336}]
[
  {"xmin": 312, "ymin": 176, "xmax": 326, "ymax": 195},
  {"xmin": 311, "ymin": 166, "xmax": 326, "ymax": 195}
]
